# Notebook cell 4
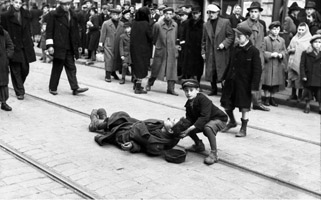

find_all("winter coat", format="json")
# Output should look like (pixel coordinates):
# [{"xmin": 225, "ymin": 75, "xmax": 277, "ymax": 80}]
[
  {"xmin": 151, "ymin": 19, "xmax": 178, "ymax": 81},
  {"xmin": 185, "ymin": 93, "xmax": 228, "ymax": 131},
  {"xmin": 300, "ymin": 50, "xmax": 321, "ymax": 87},
  {"xmin": 182, "ymin": 18, "xmax": 204, "ymax": 78},
  {"xmin": 0, "ymin": 26, "xmax": 14, "ymax": 86},
  {"xmin": 130, "ymin": 9, "xmax": 153, "ymax": 79},
  {"xmin": 202, "ymin": 17, "xmax": 234, "ymax": 82},
  {"xmin": 119, "ymin": 33, "xmax": 131, "ymax": 64},
  {"xmin": 99, "ymin": 19, "xmax": 124, "ymax": 71},
  {"xmin": 0, "ymin": 6, "xmax": 36, "ymax": 63},
  {"xmin": 29, "ymin": 7, "xmax": 42, "ymax": 35},
  {"xmin": 221, "ymin": 41, "xmax": 262, "ymax": 109},
  {"xmin": 262, "ymin": 35, "xmax": 287, "ymax": 87},
  {"xmin": 87, "ymin": 14, "xmax": 100, "ymax": 51},
  {"xmin": 45, "ymin": 6, "xmax": 81, "ymax": 60}
]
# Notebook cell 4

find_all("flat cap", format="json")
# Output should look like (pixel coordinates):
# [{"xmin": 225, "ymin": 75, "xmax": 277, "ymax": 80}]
[
  {"xmin": 163, "ymin": 7, "xmax": 174, "ymax": 13},
  {"xmin": 233, "ymin": 25, "xmax": 252, "ymax": 37},
  {"xmin": 268, "ymin": 21, "xmax": 281, "ymax": 29},
  {"xmin": 182, "ymin": 79, "xmax": 200, "ymax": 89}
]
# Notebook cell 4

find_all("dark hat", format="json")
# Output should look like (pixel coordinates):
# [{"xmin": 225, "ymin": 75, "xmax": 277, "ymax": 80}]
[
  {"xmin": 310, "ymin": 34, "xmax": 321, "ymax": 43},
  {"xmin": 123, "ymin": 22, "xmax": 132, "ymax": 28},
  {"xmin": 109, "ymin": 8, "xmax": 122, "ymax": 14},
  {"xmin": 176, "ymin": 9, "xmax": 188, "ymax": 16},
  {"xmin": 268, "ymin": 21, "xmax": 281, "ymax": 29},
  {"xmin": 182, "ymin": 79, "xmax": 200, "ymax": 89},
  {"xmin": 164, "ymin": 149, "xmax": 187, "ymax": 164},
  {"xmin": 123, "ymin": 1, "xmax": 130, "ymax": 6},
  {"xmin": 122, "ymin": 9, "xmax": 130, "ymax": 15},
  {"xmin": 305, "ymin": 1, "xmax": 316, "ymax": 9},
  {"xmin": 247, "ymin": 2, "xmax": 263, "ymax": 12},
  {"xmin": 288, "ymin": 2, "xmax": 301, "ymax": 11},
  {"xmin": 163, "ymin": 7, "xmax": 174, "ymax": 13},
  {"xmin": 192, "ymin": 6, "xmax": 201, "ymax": 13},
  {"xmin": 233, "ymin": 25, "xmax": 252, "ymax": 37}
]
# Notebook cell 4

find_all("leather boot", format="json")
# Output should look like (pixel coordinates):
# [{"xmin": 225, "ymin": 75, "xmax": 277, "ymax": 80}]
[
  {"xmin": 221, "ymin": 110, "xmax": 237, "ymax": 132},
  {"xmin": 167, "ymin": 80, "xmax": 178, "ymax": 96},
  {"xmin": 105, "ymin": 71, "xmax": 111, "ymax": 82},
  {"xmin": 1, "ymin": 102, "xmax": 12, "ymax": 111},
  {"xmin": 146, "ymin": 77, "xmax": 155, "ymax": 91},
  {"xmin": 269, "ymin": 97, "xmax": 278, "ymax": 107},
  {"xmin": 204, "ymin": 150, "xmax": 218, "ymax": 165},
  {"xmin": 135, "ymin": 82, "xmax": 147, "ymax": 94},
  {"xmin": 263, "ymin": 96, "xmax": 270, "ymax": 106},
  {"xmin": 236, "ymin": 118, "xmax": 248, "ymax": 137}
]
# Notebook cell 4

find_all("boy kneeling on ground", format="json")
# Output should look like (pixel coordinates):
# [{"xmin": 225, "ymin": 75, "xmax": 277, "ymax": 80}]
[{"xmin": 180, "ymin": 79, "xmax": 228, "ymax": 165}]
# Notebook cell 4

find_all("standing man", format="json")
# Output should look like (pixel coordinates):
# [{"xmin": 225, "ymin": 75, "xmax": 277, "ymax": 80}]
[
  {"xmin": 1, "ymin": 0, "xmax": 36, "ymax": 100},
  {"xmin": 99, "ymin": 8, "xmax": 124, "ymax": 82},
  {"xmin": 201, "ymin": 3, "xmax": 234, "ymax": 96},
  {"xmin": 146, "ymin": 7, "xmax": 179, "ymax": 96},
  {"xmin": 237, "ymin": 2, "xmax": 269, "ymax": 111},
  {"xmin": 46, "ymin": 0, "xmax": 88, "ymax": 95}
]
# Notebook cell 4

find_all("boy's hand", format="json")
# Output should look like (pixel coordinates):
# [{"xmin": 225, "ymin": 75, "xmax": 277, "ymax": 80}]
[
  {"xmin": 121, "ymin": 142, "xmax": 133, "ymax": 151},
  {"xmin": 180, "ymin": 129, "xmax": 190, "ymax": 138}
]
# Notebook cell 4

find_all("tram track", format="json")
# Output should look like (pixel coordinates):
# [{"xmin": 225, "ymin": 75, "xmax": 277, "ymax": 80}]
[
  {"xmin": 0, "ymin": 140, "xmax": 101, "ymax": 199},
  {"xmin": 7, "ymin": 87, "xmax": 320, "ymax": 199}
]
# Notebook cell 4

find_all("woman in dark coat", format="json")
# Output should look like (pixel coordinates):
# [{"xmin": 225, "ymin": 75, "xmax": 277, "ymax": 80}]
[
  {"xmin": 86, "ymin": 8, "xmax": 100, "ymax": 62},
  {"xmin": 300, "ymin": 34, "xmax": 321, "ymax": 114},
  {"xmin": 130, "ymin": 7, "xmax": 153, "ymax": 93},
  {"xmin": 0, "ymin": 25, "xmax": 14, "ymax": 111},
  {"xmin": 220, "ymin": 26, "xmax": 262, "ymax": 137}
]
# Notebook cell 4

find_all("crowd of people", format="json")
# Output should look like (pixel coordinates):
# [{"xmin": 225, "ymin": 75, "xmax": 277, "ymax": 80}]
[{"xmin": 0, "ymin": 0, "xmax": 320, "ymax": 165}]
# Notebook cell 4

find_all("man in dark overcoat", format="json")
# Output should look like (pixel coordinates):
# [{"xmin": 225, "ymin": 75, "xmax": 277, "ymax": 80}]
[
  {"xmin": 181, "ymin": 7, "xmax": 204, "ymax": 83},
  {"xmin": 220, "ymin": 26, "xmax": 262, "ymax": 137},
  {"xmin": 0, "ymin": 0, "xmax": 36, "ymax": 100},
  {"xmin": 46, "ymin": 0, "xmax": 88, "ymax": 96}
]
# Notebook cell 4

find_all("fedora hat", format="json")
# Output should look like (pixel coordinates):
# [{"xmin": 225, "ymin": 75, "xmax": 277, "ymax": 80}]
[
  {"xmin": 247, "ymin": 2, "xmax": 263, "ymax": 12},
  {"xmin": 305, "ymin": 1, "xmax": 316, "ymax": 9},
  {"xmin": 288, "ymin": 2, "xmax": 301, "ymax": 11}
]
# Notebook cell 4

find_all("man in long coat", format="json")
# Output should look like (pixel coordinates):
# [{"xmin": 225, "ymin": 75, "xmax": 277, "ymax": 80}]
[
  {"xmin": 46, "ymin": 0, "xmax": 88, "ymax": 95},
  {"xmin": 201, "ymin": 4, "xmax": 234, "ymax": 96},
  {"xmin": 146, "ymin": 7, "xmax": 179, "ymax": 96},
  {"xmin": 99, "ymin": 8, "xmax": 124, "ymax": 82},
  {"xmin": 0, "ymin": 0, "xmax": 36, "ymax": 100}
]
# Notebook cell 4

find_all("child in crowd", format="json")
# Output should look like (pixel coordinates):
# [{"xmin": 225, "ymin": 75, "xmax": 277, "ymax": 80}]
[
  {"xmin": 300, "ymin": 34, "xmax": 321, "ymax": 114},
  {"xmin": 40, "ymin": 23, "xmax": 52, "ymax": 63},
  {"xmin": 287, "ymin": 22, "xmax": 312, "ymax": 101},
  {"xmin": 180, "ymin": 79, "xmax": 228, "ymax": 165},
  {"xmin": 119, "ymin": 22, "xmax": 132, "ymax": 84},
  {"xmin": 262, "ymin": 21, "xmax": 287, "ymax": 107},
  {"xmin": 0, "ymin": 25, "xmax": 14, "ymax": 111}
]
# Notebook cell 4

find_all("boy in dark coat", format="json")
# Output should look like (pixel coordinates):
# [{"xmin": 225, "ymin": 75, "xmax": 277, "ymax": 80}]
[
  {"xmin": 0, "ymin": 25, "xmax": 14, "ymax": 111},
  {"xmin": 300, "ymin": 34, "xmax": 321, "ymax": 114},
  {"xmin": 180, "ymin": 79, "xmax": 228, "ymax": 165},
  {"xmin": 88, "ymin": 108, "xmax": 191, "ymax": 156},
  {"xmin": 220, "ymin": 26, "xmax": 262, "ymax": 137},
  {"xmin": 119, "ymin": 22, "xmax": 132, "ymax": 85}
]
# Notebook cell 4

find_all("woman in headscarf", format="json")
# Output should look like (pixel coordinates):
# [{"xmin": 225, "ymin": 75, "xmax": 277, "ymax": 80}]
[
  {"xmin": 130, "ymin": 7, "xmax": 153, "ymax": 94},
  {"xmin": 287, "ymin": 22, "xmax": 312, "ymax": 101}
]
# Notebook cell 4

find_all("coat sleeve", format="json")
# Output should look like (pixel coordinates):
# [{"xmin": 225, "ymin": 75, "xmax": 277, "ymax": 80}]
[
  {"xmin": 201, "ymin": 24, "xmax": 206, "ymax": 56},
  {"xmin": 221, "ymin": 20, "xmax": 234, "ymax": 48},
  {"xmin": 45, "ymin": 11, "xmax": 54, "ymax": 48},
  {"xmin": 300, "ymin": 51, "xmax": 307, "ymax": 80},
  {"xmin": 119, "ymin": 35, "xmax": 124, "ymax": 57},
  {"xmin": 152, "ymin": 22, "xmax": 159, "ymax": 45},
  {"xmin": 145, "ymin": 22, "xmax": 153, "ymax": 44},
  {"xmin": 4, "ymin": 31, "xmax": 14, "ymax": 58},
  {"xmin": 99, "ymin": 22, "xmax": 107, "ymax": 44},
  {"xmin": 263, "ymin": 37, "xmax": 272, "ymax": 61},
  {"xmin": 251, "ymin": 47, "xmax": 262, "ymax": 91}
]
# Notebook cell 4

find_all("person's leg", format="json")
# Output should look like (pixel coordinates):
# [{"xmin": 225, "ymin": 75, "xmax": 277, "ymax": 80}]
[
  {"xmin": 9, "ymin": 62, "xmax": 25, "ymax": 97},
  {"xmin": 111, "ymin": 71, "xmax": 120, "ymax": 80},
  {"xmin": 263, "ymin": 90, "xmax": 270, "ymax": 106},
  {"xmin": 49, "ymin": 58, "xmax": 64, "ymax": 92},
  {"xmin": 120, "ymin": 63, "xmax": 127, "ymax": 84},
  {"xmin": 146, "ymin": 77, "xmax": 156, "ymax": 91},
  {"xmin": 167, "ymin": 80, "xmax": 178, "ymax": 96},
  {"xmin": 105, "ymin": 71, "xmax": 111, "ymax": 82},
  {"xmin": 134, "ymin": 79, "xmax": 147, "ymax": 94},
  {"xmin": 236, "ymin": 109, "xmax": 249, "ymax": 137},
  {"xmin": 269, "ymin": 92, "xmax": 278, "ymax": 107},
  {"xmin": 287, "ymin": 86, "xmax": 297, "ymax": 100},
  {"xmin": 63, "ymin": 51, "xmax": 79, "ymax": 91},
  {"xmin": 221, "ymin": 109, "xmax": 237, "ymax": 132},
  {"xmin": 0, "ymin": 86, "xmax": 11, "ymax": 111}
]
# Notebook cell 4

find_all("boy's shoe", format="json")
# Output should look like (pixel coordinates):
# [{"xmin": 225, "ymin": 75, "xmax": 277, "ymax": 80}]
[
  {"xmin": 1, "ymin": 103, "xmax": 12, "ymax": 111},
  {"xmin": 204, "ymin": 150, "xmax": 218, "ymax": 165},
  {"xmin": 186, "ymin": 140, "xmax": 205, "ymax": 152}
]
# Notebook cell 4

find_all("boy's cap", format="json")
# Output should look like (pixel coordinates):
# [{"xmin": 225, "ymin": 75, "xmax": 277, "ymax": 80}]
[
  {"xmin": 268, "ymin": 21, "xmax": 281, "ymax": 29},
  {"xmin": 233, "ymin": 25, "xmax": 252, "ymax": 37},
  {"xmin": 182, "ymin": 79, "xmax": 200, "ymax": 89}
]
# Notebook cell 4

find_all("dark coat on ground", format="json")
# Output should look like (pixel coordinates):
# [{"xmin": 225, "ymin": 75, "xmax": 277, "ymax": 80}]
[
  {"xmin": 182, "ymin": 18, "xmax": 204, "ymax": 78},
  {"xmin": 202, "ymin": 17, "xmax": 234, "ymax": 82},
  {"xmin": 0, "ymin": 26, "xmax": 14, "ymax": 86},
  {"xmin": 29, "ymin": 7, "xmax": 42, "ymax": 35},
  {"xmin": 262, "ymin": 35, "xmax": 287, "ymax": 87},
  {"xmin": 105, "ymin": 111, "xmax": 180, "ymax": 156},
  {"xmin": 221, "ymin": 41, "xmax": 262, "ymax": 109},
  {"xmin": 119, "ymin": 33, "xmax": 131, "ymax": 64},
  {"xmin": 130, "ymin": 8, "xmax": 153, "ymax": 79},
  {"xmin": 46, "ymin": 6, "xmax": 81, "ymax": 60},
  {"xmin": 300, "ymin": 50, "xmax": 321, "ymax": 87},
  {"xmin": 0, "ymin": 6, "xmax": 36, "ymax": 63},
  {"xmin": 87, "ymin": 14, "xmax": 100, "ymax": 51},
  {"xmin": 185, "ymin": 93, "xmax": 228, "ymax": 131}
]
